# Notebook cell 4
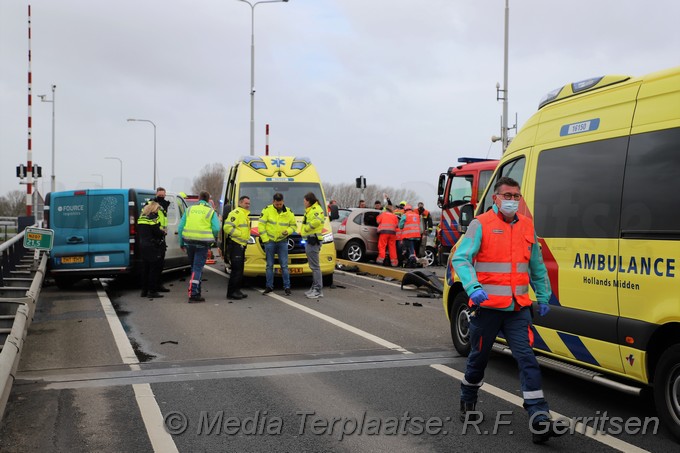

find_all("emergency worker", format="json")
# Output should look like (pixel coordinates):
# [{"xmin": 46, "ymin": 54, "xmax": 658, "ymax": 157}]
[
  {"xmin": 376, "ymin": 204, "xmax": 399, "ymax": 267},
  {"xmin": 451, "ymin": 176, "xmax": 562, "ymax": 444},
  {"xmin": 179, "ymin": 191, "xmax": 220, "ymax": 303},
  {"xmin": 258, "ymin": 193, "xmax": 296, "ymax": 295},
  {"xmin": 137, "ymin": 201, "xmax": 165, "ymax": 298},
  {"xmin": 301, "ymin": 192, "xmax": 325, "ymax": 299},
  {"xmin": 147, "ymin": 187, "xmax": 170, "ymax": 292},
  {"xmin": 223, "ymin": 195, "xmax": 251, "ymax": 300},
  {"xmin": 398, "ymin": 204, "xmax": 421, "ymax": 267},
  {"xmin": 415, "ymin": 201, "xmax": 433, "ymax": 257}
]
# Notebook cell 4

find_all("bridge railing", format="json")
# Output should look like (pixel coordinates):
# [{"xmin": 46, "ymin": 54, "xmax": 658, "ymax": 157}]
[{"xmin": 0, "ymin": 228, "xmax": 47, "ymax": 423}]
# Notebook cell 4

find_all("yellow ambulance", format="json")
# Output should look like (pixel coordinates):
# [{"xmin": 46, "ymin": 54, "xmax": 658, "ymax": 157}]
[
  {"xmin": 444, "ymin": 66, "xmax": 680, "ymax": 439},
  {"xmin": 218, "ymin": 156, "xmax": 336, "ymax": 285}
]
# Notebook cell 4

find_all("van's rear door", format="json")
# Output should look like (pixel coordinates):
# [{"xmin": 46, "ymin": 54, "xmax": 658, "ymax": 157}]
[
  {"xmin": 87, "ymin": 190, "xmax": 129, "ymax": 270},
  {"xmin": 51, "ymin": 190, "xmax": 90, "ymax": 268}
]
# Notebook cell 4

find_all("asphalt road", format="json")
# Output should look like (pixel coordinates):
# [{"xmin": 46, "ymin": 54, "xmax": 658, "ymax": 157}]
[{"xmin": 0, "ymin": 262, "xmax": 676, "ymax": 452}]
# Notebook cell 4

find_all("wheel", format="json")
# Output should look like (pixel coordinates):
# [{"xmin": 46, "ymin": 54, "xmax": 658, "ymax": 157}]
[
  {"xmin": 450, "ymin": 291, "xmax": 472, "ymax": 356},
  {"xmin": 653, "ymin": 344, "xmax": 680, "ymax": 440},
  {"xmin": 342, "ymin": 240, "xmax": 365, "ymax": 262},
  {"xmin": 323, "ymin": 273, "xmax": 333, "ymax": 287},
  {"xmin": 425, "ymin": 247, "xmax": 437, "ymax": 267}
]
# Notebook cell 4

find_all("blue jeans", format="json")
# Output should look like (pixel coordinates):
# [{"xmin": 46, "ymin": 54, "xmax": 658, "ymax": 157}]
[
  {"xmin": 461, "ymin": 306, "xmax": 550, "ymax": 421},
  {"xmin": 186, "ymin": 244, "xmax": 209, "ymax": 297},
  {"xmin": 264, "ymin": 240, "xmax": 290, "ymax": 289}
]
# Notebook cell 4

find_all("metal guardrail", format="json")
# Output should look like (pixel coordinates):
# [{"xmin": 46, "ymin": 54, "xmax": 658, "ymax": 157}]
[{"xmin": 0, "ymin": 228, "xmax": 47, "ymax": 423}]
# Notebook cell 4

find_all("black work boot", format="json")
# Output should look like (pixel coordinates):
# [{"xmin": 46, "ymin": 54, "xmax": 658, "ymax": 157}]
[
  {"xmin": 459, "ymin": 401, "xmax": 482, "ymax": 423},
  {"xmin": 531, "ymin": 419, "xmax": 566, "ymax": 444}
]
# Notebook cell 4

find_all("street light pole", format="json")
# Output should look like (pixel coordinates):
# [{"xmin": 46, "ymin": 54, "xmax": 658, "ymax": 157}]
[
  {"xmin": 105, "ymin": 157, "xmax": 123, "ymax": 188},
  {"xmin": 501, "ymin": 0, "xmax": 510, "ymax": 153},
  {"xmin": 38, "ymin": 84, "xmax": 56, "ymax": 192},
  {"xmin": 126, "ymin": 118, "xmax": 157, "ymax": 188},
  {"xmin": 237, "ymin": 0, "xmax": 289, "ymax": 156}
]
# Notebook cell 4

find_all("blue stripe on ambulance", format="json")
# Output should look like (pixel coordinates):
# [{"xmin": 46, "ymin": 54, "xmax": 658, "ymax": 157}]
[{"xmin": 557, "ymin": 332, "xmax": 600, "ymax": 366}]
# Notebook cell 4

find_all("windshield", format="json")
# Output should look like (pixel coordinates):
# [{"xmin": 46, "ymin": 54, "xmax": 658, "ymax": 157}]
[
  {"xmin": 239, "ymin": 182, "xmax": 325, "ymax": 216},
  {"xmin": 447, "ymin": 175, "xmax": 474, "ymax": 204}
]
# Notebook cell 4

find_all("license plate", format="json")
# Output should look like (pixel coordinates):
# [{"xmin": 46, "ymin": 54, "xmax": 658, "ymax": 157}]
[
  {"xmin": 61, "ymin": 256, "xmax": 84, "ymax": 264},
  {"xmin": 276, "ymin": 267, "xmax": 303, "ymax": 274}
]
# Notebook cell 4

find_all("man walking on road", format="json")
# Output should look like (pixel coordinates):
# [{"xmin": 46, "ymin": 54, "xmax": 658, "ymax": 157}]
[
  {"xmin": 258, "ymin": 193, "xmax": 296, "ymax": 295},
  {"xmin": 179, "ymin": 191, "xmax": 220, "ymax": 303},
  {"xmin": 451, "ymin": 176, "xmax": 563, "ymax": 444},
  {"xmin": 223, "ymin": 195, "xmax": 251, "ymax": 301}
]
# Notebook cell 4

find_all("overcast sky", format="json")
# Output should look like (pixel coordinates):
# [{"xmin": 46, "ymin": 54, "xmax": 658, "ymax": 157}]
[{"xmin": 1, "ymin": 0, "xmax": 679, "ymax": 207}]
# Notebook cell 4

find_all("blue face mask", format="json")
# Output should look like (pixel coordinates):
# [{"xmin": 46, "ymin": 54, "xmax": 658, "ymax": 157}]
[{"xmin": 499, "ymin": 199, "xmax": 519, "ymax": 217}]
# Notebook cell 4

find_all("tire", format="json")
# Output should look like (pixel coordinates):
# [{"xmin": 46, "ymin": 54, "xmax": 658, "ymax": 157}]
[
  {"xmin": 323, "ymin": 273, "xmax": 333, "ymax": 287},
  {"xmin": 425, "ymin": 247, "xmax": 436, "ymax": 267},
  {"xmin": 653, "ymin": 344, "xmax": 680, "ymax": 440},
  {"xmin": 342, "ymin": 240, "xmax": 365, "ymax": 262},
  {"xmin": 450, "ymin": 291, "xmax": 472, "ymax": 356}
]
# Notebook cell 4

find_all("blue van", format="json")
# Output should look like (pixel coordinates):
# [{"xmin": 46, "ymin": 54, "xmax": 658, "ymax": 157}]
[{"xmin": 44, "ymin": 189, "xmax": 190, "ymax": 288}]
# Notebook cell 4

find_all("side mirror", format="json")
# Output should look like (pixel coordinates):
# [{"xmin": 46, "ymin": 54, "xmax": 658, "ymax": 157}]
[
  {"xmin": 437, "ymin": 174, "xmax": 446, "ymax": 196},
  {"xmin": 458, "ymin": 203, "xmax": 475, "ymax": 233}
]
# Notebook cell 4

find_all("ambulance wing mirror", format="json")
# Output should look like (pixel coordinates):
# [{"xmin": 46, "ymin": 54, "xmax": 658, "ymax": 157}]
[{"xmin": 458, "ymin": 204, "xmax": 474, "ymax": 233}]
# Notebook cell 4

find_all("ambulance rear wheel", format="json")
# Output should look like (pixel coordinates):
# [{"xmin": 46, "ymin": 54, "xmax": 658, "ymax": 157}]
[
  {"xmin": 653, "ymin": 344, "xmax": 680, "ymax": 440},
  {"xmin": 451, "ymin": 291, "xmax": 472, "ymax": 356}
]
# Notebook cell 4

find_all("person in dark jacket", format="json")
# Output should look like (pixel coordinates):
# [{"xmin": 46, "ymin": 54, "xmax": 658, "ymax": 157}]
[{"xmin": 137, "ymin": 201, "xmax": 166, "ymax": 298}]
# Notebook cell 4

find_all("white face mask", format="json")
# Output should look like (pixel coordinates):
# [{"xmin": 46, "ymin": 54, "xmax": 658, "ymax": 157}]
[{"xmin": 499, "ymin": 199, "xmax": 519, "ymax": 217}]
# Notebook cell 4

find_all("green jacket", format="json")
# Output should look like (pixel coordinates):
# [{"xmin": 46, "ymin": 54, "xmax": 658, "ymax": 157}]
[
  {"xmin": 258, "ymin": 204, "xmax": 296, "ymax": 243},
  {"xmin": 223, "ymin": 207, "xmax": 251, "ymax": 246},
  {"xmin": 301, "ymin": 202, "xmax": 325, "ymax": 239}
]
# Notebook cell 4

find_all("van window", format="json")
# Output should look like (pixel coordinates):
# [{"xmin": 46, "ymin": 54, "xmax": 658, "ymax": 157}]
[
  {"xmin": 165, "ymin": 195, "xmax": 179, "ymax": 226},
  {"xmin": 53, "ymin": 196, "xmax": 87, "ymax": 229},
  {"xmin": 89, "ymin": 194, "xmax": 125, "ymax": 228},
  {"xmin": 534, "ymin": 137, "xmax": 627, "ymax": 238},
  {"xmin": 481, "ymin": 157, "xmax": 526, "ymax": 212},
  {"xmin": 621, "ymin": 127, "xmax": 680, "ymax": 236}
]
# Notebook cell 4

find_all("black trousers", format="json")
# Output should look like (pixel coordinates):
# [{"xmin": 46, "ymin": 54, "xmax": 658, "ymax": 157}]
[
  {"xmin": 227, "ymin": 240, "xmax": 246, "ymax": 296},
  {"xmin": 141, "ymin": 259, "xmax": 162, "ymax": 292}
]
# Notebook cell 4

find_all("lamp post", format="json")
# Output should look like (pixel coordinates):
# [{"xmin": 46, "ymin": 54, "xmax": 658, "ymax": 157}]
[
  {"xmin": 91, "ymin": 173, "xmax": 103, "ymax": 188},
  {"xmin": 105, "ymin": 157, "xmax": 123, "ymax": 188},
  {"xmin": 38, "ymin": 84, "xmax": 56, "ymax": 192},
  {"xmin": 236, "ymin": 0, "xmax": 289, "ymax": 156},
  {"xmin": 126, "ymin": 118, "xmax": 157, "ymax": 188}
]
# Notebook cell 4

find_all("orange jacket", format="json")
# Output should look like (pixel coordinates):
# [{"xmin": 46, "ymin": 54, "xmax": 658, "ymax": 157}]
[
  {"xmin": 377, "ymin": 211, "xmax": 398, "ymax": 234},
  {"xmin": 473, "ymin": 209, "xmax": 534, "ymax": 309},
  {"xmin": 401, "ymin": 211, "xmax": 421, "ymax": 239}
]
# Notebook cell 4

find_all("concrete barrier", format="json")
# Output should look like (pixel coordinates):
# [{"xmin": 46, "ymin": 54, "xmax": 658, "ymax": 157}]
[{"xmin": 0, "ymin": 236, "xmax": 47, "ymax": 423}]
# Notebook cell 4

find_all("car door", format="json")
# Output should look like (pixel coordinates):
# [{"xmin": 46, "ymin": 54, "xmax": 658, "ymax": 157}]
[{"xmin": 362, "ymin": 211, "xmax": 380, "ymax": 254}]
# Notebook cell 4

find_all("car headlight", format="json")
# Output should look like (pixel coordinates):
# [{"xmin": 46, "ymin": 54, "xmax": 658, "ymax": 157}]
[{"xmin": 322, "ymin": 232, "xmax": 334, "ymax": 243}]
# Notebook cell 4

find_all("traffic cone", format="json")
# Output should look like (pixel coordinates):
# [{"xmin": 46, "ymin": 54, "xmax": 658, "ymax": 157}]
[{"xmin": 206, "ymin": 248, "xmax": 216, "ymax": 264}]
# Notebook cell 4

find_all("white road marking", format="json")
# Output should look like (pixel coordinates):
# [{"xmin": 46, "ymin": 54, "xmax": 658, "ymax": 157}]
[
  {"xmin": 205, "ymin": 266, "xmax": 649, "ymax": 452},
  {"xmin": 96, "ymin": 280, "xmax": 178, "ymax": 453}
]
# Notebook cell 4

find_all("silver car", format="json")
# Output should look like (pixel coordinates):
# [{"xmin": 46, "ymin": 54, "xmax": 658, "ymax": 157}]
[{"xmin": 331, "ymin": 208, "xmax": 381, "ymax": 262}]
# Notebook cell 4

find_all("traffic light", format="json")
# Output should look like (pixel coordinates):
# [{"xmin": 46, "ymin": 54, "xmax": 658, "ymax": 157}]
[
  {"xmin": 355, "ymin": 176, "xmax": 366, "ymax": 189},
  {"xmin": 16, "ymin": 164, "xmax": 26, "ymax": 178},
  {"xmin": 32, "ymin": 165, "xmax": 42, "ymax": 178}
]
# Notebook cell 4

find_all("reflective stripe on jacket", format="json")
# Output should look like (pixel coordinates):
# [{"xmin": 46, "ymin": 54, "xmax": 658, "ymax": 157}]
[
  {"xmin": 400, "ymin": 211, "xmax": 421, "ymax": 239},
  {"xmin": 472, "ymin": 209, "xmax": 535, "ymax": 309},
  {"xmin": 377, "ymin": 211, "xmax": 398, "ymax": 234},
  {"xmin": 301, "ymin": 202, "xmax": 325, "ymax": 239},
  {"xmin": 223, "ymin": 207, "xmax": 251, "ymax": 246},
  {"xmin": 258, "ymin": 204, "xmax": 296, "ymax": 243},
  {"xmin": 181, "ymin": 202, "xmax": 217, "ymax": 243}
]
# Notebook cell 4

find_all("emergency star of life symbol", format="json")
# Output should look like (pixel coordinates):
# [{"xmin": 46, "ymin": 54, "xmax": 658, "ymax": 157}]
[{"xmin": 272, "ymin": 158, "xmax": 286, "ymax": 167}]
